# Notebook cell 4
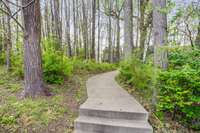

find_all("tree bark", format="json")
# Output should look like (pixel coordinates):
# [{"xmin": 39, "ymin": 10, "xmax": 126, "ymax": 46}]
[
  {"xmin": 53, "ymin": 0, "xmax": 62, "ymax": 50},
  {"xmin": 5, "ymin": 2, "xmax": 12, "ymax": 72},
  {"xmin": 152, "ymin": 0, "xmax": 168, "ymax": 107},
  {"xmin": 97, "ymin": 0, "xmax": 101, "ymax": 62},
  {"xmin": 115, "ymin": 0, "xmax": 121, "ymax": 63},
  {"xmin": 21, "ymin": 0, "xmax": 49, "ymax": 97},
  {"xmin": 81, "ymin": 0, "xmax": 89, "ymax": 59},
  {"xmin": 64, "ymin": 0, "xmax": 72, "ymax": 57},
  {"xmin": 108, "ymin": 0, "xmax": 112, "ymax": 63},
  {"xmin": 153, "ymin": 0, "xmax": 168, "ymax": 69},
  {"xmin": 195, "ymin": 20, "xmax": 200, "ymax": 48},
  {"xmin": 91, "ymin": 0, "xmax": 96, "ymax": 59},
  {"xmin": 124, "ymin": 0, "xmax": 133, "ymax": 59},
  {"xmin": 73, "ymin": 0, "xmax": 77, "ymax": 56},
  {"xmin": 139, "ymin": 0, "xmax": 151, "ymax": 57}
]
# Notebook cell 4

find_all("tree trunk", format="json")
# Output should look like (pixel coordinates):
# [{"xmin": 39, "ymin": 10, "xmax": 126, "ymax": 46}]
[
  {"xmin": 115, "ymin": 0, "xmax": 121, "ymax": 63},
  {"xmin": 64, "ymin": 0, "xmax": 72, "ymax": 57},
  {"xmin": 139, "ymin": 0, "xmax": 146, "ymax": 51},
  {"xmin": 124, "ymin": 0, "xmax": 133, "ymax": 59},
  {"xmin": 16, "ymin": 0, "xmax": 19, "ymax": 44},
  {"xmin": 53, "ymin": 0, "xmax": 62, "ymax": 50},
  {"xmin": 116, "ymin": 17, "xmax": 120, "ymax": 63},
  {"xmin": 91, "ymin": 0, "xmax": 96, "ymax": 59},
  {"xmin": 44, "ymin": 0, "xmax": 50, "ymax": 38},
  {"xmin": 21, "ymin": 0, "xmax": 49, "ymax": 97},
  {"xmin": 97, "ymin": 0, "xmax": 101, "ymax": 62},
  {"xmin": 153, "ymin": 0, "xmax": 168, "ymax": 69},
  {"xmin": 73, "ymin": 0, "xmax": 77, "ymax": 56},
  {"xmin": 76, "ymin": 0, "xmax": 79, "ymax": 56},
  {"xmin": 82, "ymin": 0, "xmax": 89, "ymax": 59},
  {"xmin": 152, "ymin": 0, "xmax": 168, "ymax": 107},
  {"xmin": 195, "ymin": 20, "xmax": 200, "ymax": 48},
  {"xmin": 108, "ymin": 0, "xmax": 112, "ymax": 63},
  {"xmin": 5, "ymin": 2, "xmax": 12, "ymax": 72}
]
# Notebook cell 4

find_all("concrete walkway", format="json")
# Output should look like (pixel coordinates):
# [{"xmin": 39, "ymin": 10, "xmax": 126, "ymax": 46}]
[{"xmin": 74, "ymin": 71, "xmax": 153, "ymax": 133}]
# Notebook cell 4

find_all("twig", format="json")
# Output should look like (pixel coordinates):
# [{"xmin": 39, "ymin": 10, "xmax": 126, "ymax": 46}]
[
  {"xmin": 0, "ymin": 8, "xmax": 24, "ymax": 30},
  {"xmin": 4, "ymin": 0, "xmax": 35, "ymax": 8}
]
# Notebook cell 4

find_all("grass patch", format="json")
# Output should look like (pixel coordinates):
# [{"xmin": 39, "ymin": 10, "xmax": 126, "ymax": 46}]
[{"xmin": 0, "ymin": 62, "xmax": 114, "ymax": 133}]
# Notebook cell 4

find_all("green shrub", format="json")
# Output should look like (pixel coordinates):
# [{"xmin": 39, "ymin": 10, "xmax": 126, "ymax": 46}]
[
  {"xmin": 72, "ymin": 58, "xmax": 116, "ymax": 74},
  {"xmin": 0, "ymin": 53, "xmax": 5, "ymax": 65},
  {"xmin": 119, "ymin": 56, "xmax": 154, "ymax": 90},
  {"xmin": 11, "ymin": 53, "xmax": 23, "ymax": 78},
  {"xmin": 43, "ymin": 49, "xmax": 73, "ymax": 84},
  {"xmin": 119, "ymin": 48, "xmax": 200, "ymax": 130},
  {"xmin": 158, "ymin": 48, "xmax": 200, "ymax": 130}
]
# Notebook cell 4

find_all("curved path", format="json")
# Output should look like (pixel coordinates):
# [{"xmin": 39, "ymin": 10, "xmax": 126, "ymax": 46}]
[{"xmin": 74, "ymin": 71, "xmax": 153, "ymax": 133}]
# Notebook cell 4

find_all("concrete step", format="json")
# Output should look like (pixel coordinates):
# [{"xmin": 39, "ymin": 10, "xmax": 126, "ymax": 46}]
[
  {"xmin": 79, "ymin": 107, "xmax": 148, "ymax": 121},
  {"xmin": 75, "ymin": 116, "xmax": 153, "ymax": 133}
]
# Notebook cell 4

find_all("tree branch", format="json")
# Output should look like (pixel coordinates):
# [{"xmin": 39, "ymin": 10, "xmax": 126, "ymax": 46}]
[{"xmin": 0, "ymin": 8, "xmax": 24, "ymax": 30}]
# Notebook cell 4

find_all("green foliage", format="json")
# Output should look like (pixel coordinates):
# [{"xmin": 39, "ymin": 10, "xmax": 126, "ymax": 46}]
[
  {"xmin": 0, "ymin": 53, "xmax": 5, "ymax": 65},
  {"xmin": 42, "ymin": 38, "xmax": 116, "ymax": 84},
  {"xmin": 0, "ymin": 95, "xmax": 68, "ymax": 132},
  {"xmin": 158, "ymin": 48, "xmax": 200, "ymax": 130},
  {"xmin": 119, "ymin": 56, "xmax": 154, "ymax": 90},
  {"xmin": 11, "ymin": 53, "xmax": 23, "ymax": 78},
  {"xmin": 43, "ymin": 49, "xmax": 73, "ymax": 84},
  {"xmin": 119, "ymin": 48, "xmax": 200, "ymax": 130},
  {"xmin": 72, "ymin": 58, "xmax": 116, "ymax": 74},
  {"xmin": 0, "ymin": 37, "xmax": 116, "ymax": 85}
]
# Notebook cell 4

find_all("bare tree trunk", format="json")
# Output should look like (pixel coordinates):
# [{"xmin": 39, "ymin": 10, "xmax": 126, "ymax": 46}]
[
  {"xmin": 195, "ymin": 20, "xmax": 200, "ymax": 48},
  {"xmin": 73, "ymin": 0, "xmax": 77, "ymax": 56},
  {"xmin": 108, "ymin": 0, "xmax": 112, "ymax": 63},
  {"xmin": 0, "ymin": 17, "xmax": 3, "ymax": 52},
  {"xmin": 76, "ymin": 0, "xmax": 79, "ymax": 56},
  {"xmin": 97, "ymin": 0, "xmax": 101, "ymax": 62},
  {"xmin": 21, "ymin": 0, "xmax": 49, "ymax": 97},
  {"xmin": 143, "ymin": 26, "xmax": 152, "ymax": 63},
  {"xmin": 153, "ymin": 0, "xmax": 168, "ymax": 69},
  {"xmin": 81, "ymin": 0, "xmax": 89, "ymax": 59},
  {"xmin": 91, "ymin": 0, "xmax": 96, "ymax": 59},
  {"xmin": 5, "ymin": 1, "xmax": 12, "ymax": 71},
  {"xmin": 50, "ymin": 0, "xmax": 54, "ymax": 36},
  {"xmin": 139, "ymin": 0, "xmax": 152, "ymax": 59},
  {"xmin": 124, "ymin": 0, "xmax": 133, "ymax": 59},
  {"xmin": 116, "ymin": 0, "xmax": 121, "ymax": 63},
  {"xmin": 64, "ymin": 0, "xmax": 72, "ymax": 57},
  {"xmin": 139, "ymin": 0, "xmax": 145, "ymax": 51},
  {"xmin": 136, "ymin": 0, "xmax": 139, "ymax": 48},
  {"xmin": 16, "ymin": 0, "xmax": 19, "ymax": 44},
  {"xmin": 116, "ymin": 17, "xmax": 120, "ymax": 63},
  {"xmin": 152, "ymin": 0, "xmax": 168, "ymax": 106},
  {"xmin": 44, "ymin": 0, "xmax": 50, "ymax": 38},
  {"xmin": 53, "ymin": 0, "xmax": 62, "ymax": 50}
]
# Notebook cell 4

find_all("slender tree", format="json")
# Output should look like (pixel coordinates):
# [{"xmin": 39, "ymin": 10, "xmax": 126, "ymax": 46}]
[
  {"xmin": 152, "ymin": 0, "xmax": 168, "ymax": 106},
  {"xmin": 5, "ymin": 1, "xmax": 12, "ymax": 71},
  {"xmin": 195, "ymin": 20, "xmax": 200, "ymax": 48},
  {"xmin": 53, "ymin": 0, "xmax": 62, "ymax": 49},
  {"xmin": 97, "ymin": 0, "xmax": 101, "ymax": 62},
  {"xmin": 91, "ymin": 0, "xmax": 96, "ymax": 59},
  {"xmin": 153, "ymin": 0, "xmax": 168, "ymax": 69},
  {"xmin": 81, "ymin": 0, "xmax": 89, "ymax": 59},
  {"xmin": 64, "ymin": 0, "xmax": 72, "ymax": 56},
  {"xmin": 124, "ymin": 0, "xmax": 133, "ymax": 59},
  {"xmin": 73, "ymin": 0, "xmax": 77, "ymax": 56},
  {"xmin": 108, "ymin": 0, "xmax": 112, "ymax": 63}
]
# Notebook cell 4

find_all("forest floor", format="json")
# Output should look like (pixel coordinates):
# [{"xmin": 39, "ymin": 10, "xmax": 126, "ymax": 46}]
[
  {"xmin": 116, "ymin": 76, "xmax": 197, "ymax": 133},
  {"xmin": 0, "ymin": 66, "xmax": 100, "ymax": 133}
]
